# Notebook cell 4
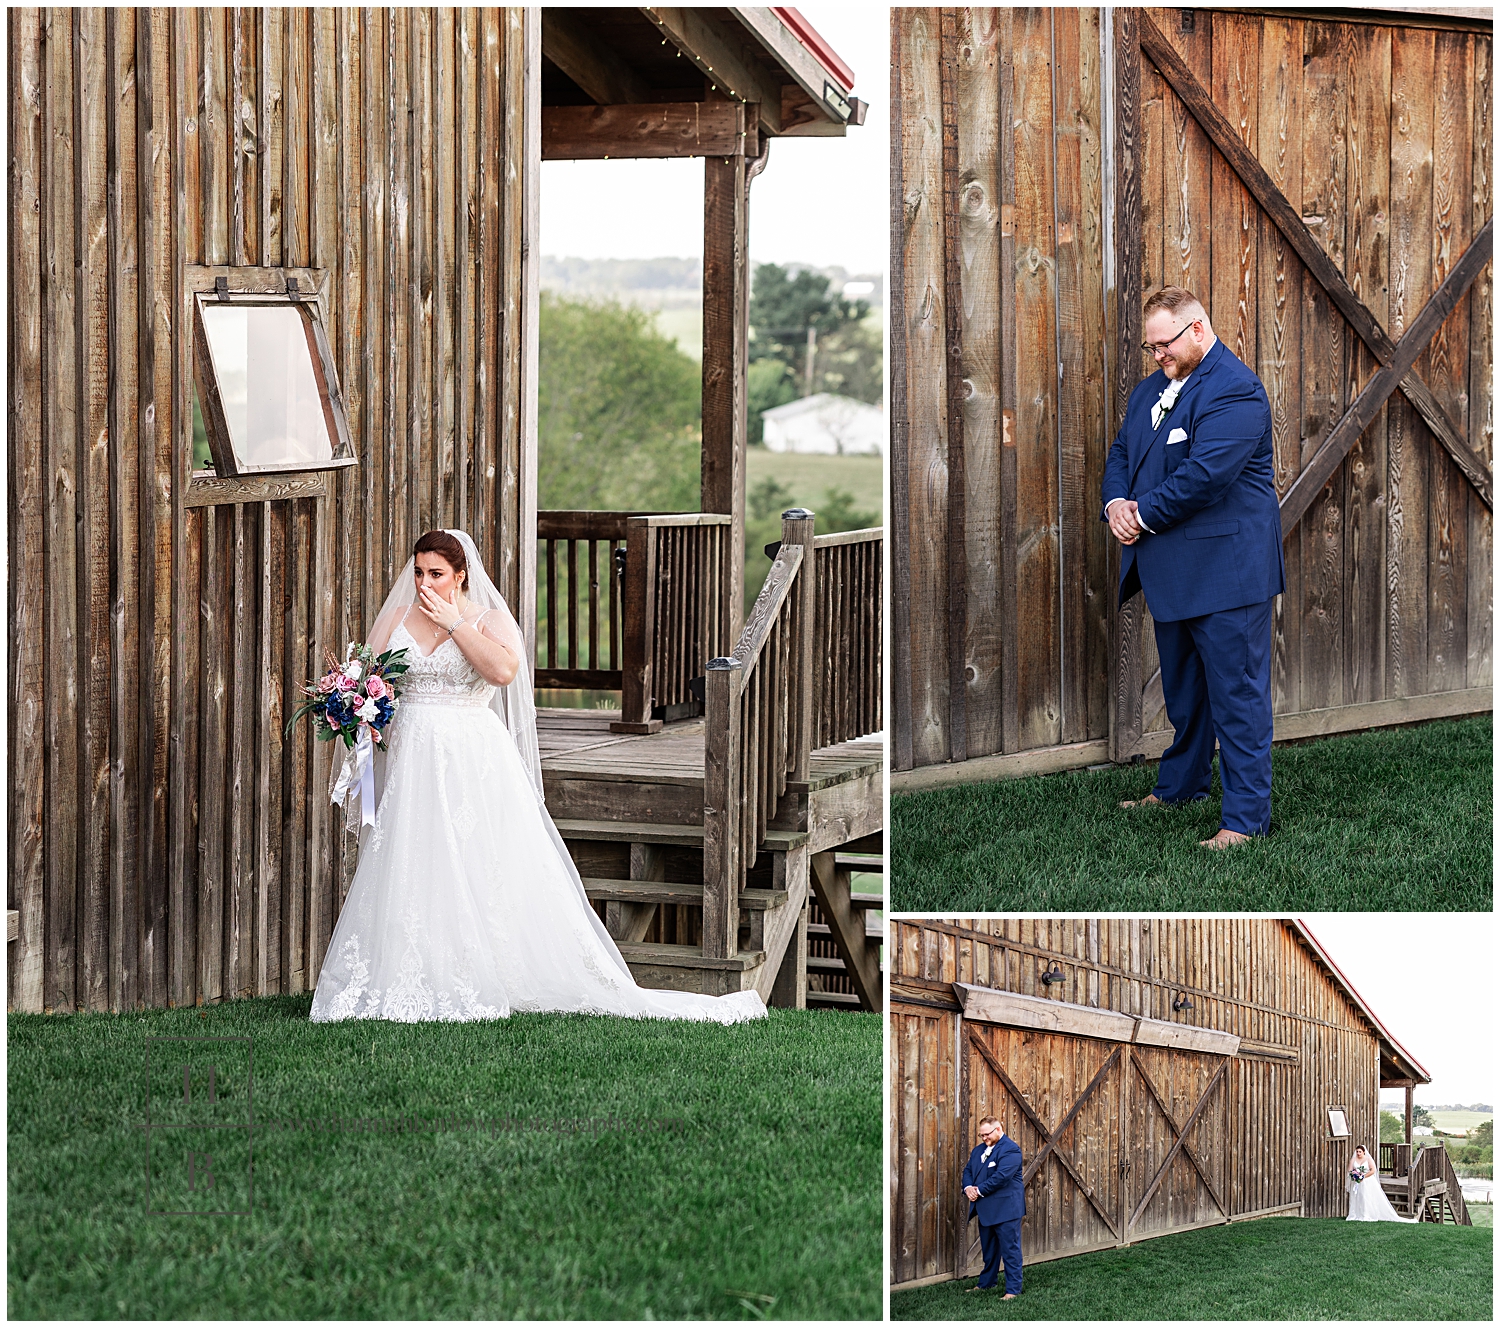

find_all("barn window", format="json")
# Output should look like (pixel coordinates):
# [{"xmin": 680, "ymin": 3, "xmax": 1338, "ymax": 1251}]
[
  {"xmin": 1327, "ymin": 1106, "xmax": 1351, "ymax": 1138},
  {"xmin": 190, "ymin": 273, "xmax": 356, "ymax": 479}
]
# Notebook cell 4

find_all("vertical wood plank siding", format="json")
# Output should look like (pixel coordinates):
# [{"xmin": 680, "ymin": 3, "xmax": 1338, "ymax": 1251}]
[
  {"xmin": 891, "ymin": 6, "xmax": 1492, "ymax": 773},
  {"xmin": 890, "ymin": 918, "xmax": 1383, "ymax": 1286},
  {"xmin": 8, "ymin": 6, "xmax": 536, "ymax": 1012}
]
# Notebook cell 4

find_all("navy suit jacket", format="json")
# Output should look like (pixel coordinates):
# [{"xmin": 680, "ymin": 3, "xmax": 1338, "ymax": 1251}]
[
  {"xmin": 963, "ymin": 1136, "xmax": 1025, "ymax": 1226},
  {"xmin": 1100, "ymin": 338, "xmax": 1285, "ymax": 622}
]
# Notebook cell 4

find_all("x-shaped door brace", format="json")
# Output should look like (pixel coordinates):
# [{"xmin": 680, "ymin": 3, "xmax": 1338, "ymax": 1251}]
[
  {"xmin": 1138, "ymin": 11, "xmax": 1493, "ymax": 529},
  {"xmin": 1126, "ymin": 1047, "xmax": 1229, "ymax": 1231},
  {"xmin": 968, "ymin": 1031, "xmax": 1123, "ymax": 1242},
  {"xmin": 1133, "ymin": 12, "xmax": 1492, "ymax": 724}
]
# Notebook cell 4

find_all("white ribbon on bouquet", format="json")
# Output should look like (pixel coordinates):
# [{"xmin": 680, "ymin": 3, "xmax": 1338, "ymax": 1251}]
[{"xmin": 329, "ymin": 723, "xmax": 378, "ymax": 827}]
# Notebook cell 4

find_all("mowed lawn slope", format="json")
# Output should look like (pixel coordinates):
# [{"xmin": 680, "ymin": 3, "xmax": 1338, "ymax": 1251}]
[
  {"xmin": 890, "ymin": 1216, "xmax": 1492, "ymax": 1320},
  {"xmin": 9, "ymin": 997, "xmax": 881, "ymax": 1320},
  {"xmin": 892, "ymin": 716, "xmax": 1491, "ymax": 912}
]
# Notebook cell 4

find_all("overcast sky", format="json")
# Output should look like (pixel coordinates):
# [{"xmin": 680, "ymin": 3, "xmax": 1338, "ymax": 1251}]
[
  {"xmin": 1301, "ymin": 914, "xmax": 1495, "ymax": 1108},
  {"xmin": 540, "ymin": 5, "xmax": 888, "ymax": 273}
]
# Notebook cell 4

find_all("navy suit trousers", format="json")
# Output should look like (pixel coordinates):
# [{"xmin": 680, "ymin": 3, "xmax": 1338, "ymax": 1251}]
[
  {"xmin": 1150, "ymin": 596, "xmax": 1274, "ymax": 835},
  {"xmin": 977, "ymin": 1218, "xmax": 1022, "ymax": 1293}
]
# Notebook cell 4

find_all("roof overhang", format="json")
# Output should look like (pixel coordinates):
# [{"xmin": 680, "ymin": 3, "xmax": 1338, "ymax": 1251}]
[
  {"xmin": 540, "ymin": 6, "xmax": 863, "ymax": 155},
  {"xmin": 1290, "ymin": 919, "xmax": 1431, "ymax": 1086}
]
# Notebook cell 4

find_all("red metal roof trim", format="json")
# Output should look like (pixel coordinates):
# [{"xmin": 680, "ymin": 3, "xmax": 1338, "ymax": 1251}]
[
  {"xmin": 1294, "ymin": 918, "xmax": 1431, "ymax": 1083},
  {"xmin": 772, "ymin": 7, "xmax": 855, "ymax": 90}
]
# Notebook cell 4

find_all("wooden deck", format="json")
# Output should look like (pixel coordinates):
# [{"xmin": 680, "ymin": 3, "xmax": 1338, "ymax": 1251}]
[{"xmin": 539, "ymin": 707, "xmax": 883, "ymax": 828}]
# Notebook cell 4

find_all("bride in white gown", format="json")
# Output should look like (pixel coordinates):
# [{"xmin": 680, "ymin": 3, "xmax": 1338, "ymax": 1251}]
[
  {"xmin": 1345, "ymin": 1144, "xmax": 1417, "ymax": 1222},
  {"xmin": 309, "ymin": 528, "xmax": 766, "ymax": 1025}
]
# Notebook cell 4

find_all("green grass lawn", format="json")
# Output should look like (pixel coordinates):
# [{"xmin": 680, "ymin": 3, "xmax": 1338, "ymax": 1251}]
[
  {"xmin": 9, "ymin": 997, "xmax": 880, "ymax": 1320},
  {"xmin": 746, "ymin": 447, "xmax": 884, "ymax": 520},
  {"xmin": 1430, "ymin": 1110, "xmax": 1494, "ymax": 1133},
  {"xmin": 892, "ymin": 715, "xmax": 1492, "ymax": 912},
  {"xmin": 890, "ymin": 1216, "xmax": 1492, "ymax": 1320}
]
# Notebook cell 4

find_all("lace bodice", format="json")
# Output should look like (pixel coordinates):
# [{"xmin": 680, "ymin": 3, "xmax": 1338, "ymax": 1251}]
[{"xmin": 389, "ymin": 621, "xmax": 496, "ymax": 706}]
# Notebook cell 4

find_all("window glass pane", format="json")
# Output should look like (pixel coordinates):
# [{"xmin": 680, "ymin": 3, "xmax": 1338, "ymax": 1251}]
[
  {"xmin": 200, "ymin": 303, "xmax": 334, "ymax": 469},
  {"xmin": 192, "ymin": 384, "xmax": 215, "ymax": 472}
]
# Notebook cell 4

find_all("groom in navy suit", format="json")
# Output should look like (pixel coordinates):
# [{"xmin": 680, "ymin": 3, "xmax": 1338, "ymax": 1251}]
[
  {"xmin": 963, "ymin": 1116, "xmax": 1024, "ymax": 1297},
  {"xmin": 1101, "ymin": 286, "xmax": 1285, "ymax": 847}
]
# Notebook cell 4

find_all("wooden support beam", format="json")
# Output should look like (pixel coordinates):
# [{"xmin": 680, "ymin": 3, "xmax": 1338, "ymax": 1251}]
[
  {"xmin": 541, "ymin": 101, "xmax": 745, "ymax": 160},
  {"xmin": 1281, "ymin": 218, "xmax": 1493, "ymax": 533},
  {"xmin": 639, "ymin": 7, "xmax": 784, "ymax": 133},
  {"xmin": 1139, "ymin": 11, "xmax": 1493, "ymax": 514},
  {"xmin": 937, "ymin": 9, "xmax": 968, "ymax": 764},
  {"xmin": 701, "ymin": 148, "xmax": 748, "ymax": 642},
  {"xmin": 701, "ymin": 657, "xmax": 743, "ymax": 959},
  {"xmin": 541, "ymin": 9, "xmax": 652, "ymax": 106},
  {"xmin": 809, "ymin": 850, "xmax": 881, "ymax": 1013}
]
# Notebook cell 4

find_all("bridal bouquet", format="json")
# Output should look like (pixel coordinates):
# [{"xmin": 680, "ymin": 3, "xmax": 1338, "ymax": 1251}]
[
  {"xmin": 1348, "ymin": 1167, "xmax": 1366, "ymax": 1185},
  {"xmin": 288, "ymin": 642, "xmax": 410, "ymax": 748},
  {"xmin": 289, "ymin": 642, "xmax": 411, "ymax": 828}
]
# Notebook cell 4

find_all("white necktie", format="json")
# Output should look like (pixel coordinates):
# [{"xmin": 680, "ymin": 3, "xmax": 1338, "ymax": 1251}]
[{"xmin": 1151, "ymin": 377, "xmax": 1186, "ymax": 430}]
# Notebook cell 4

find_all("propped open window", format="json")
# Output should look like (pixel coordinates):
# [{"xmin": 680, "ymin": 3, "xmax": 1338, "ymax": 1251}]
[
  {"xmin": 1327, "ymin": 1106, "xmax": 1351, "ymax": 1139},
  {"xmin": 190, "ymin": 269, "xmax": 356, "ymax": 479}
]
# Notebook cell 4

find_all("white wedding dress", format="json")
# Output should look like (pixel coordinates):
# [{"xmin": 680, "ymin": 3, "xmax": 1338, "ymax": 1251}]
[
  {"xmin": 1346, "ymin": 1158, "xmax": 1417, "ymax": 1222},
  {"xmin": 309, "ymin": 584, "xmax": 766, "ymax": 1026}
]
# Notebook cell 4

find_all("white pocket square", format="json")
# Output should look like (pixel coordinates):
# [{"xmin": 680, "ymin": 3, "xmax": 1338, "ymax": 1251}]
[
  {"xmin": 988, "ymin": 1161, "xmax": 996, "ymax": 1167},
  {"xmin": 1167, "ymin": 427, "xmax": 1189, "ymax": 444}
]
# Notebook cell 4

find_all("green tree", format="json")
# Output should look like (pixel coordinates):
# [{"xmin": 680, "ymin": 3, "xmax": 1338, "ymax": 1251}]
[
  {"xmin": 1379, "ymin": 1110, "xmax": 1406, "ymax": 1144},
  {"xmin": 1414, "ymin": 1104, "xmax": 1435, "ymax": 1129},
  {"xmin": 538, "ymin": 291, "xmax": 701, "ymax": 512},
  {"xmin": 748, "ymin": 263, "xmax": 881, "ymax": 442},
  {"xmin": 743, "ymin": 482, "xmax": 879, "ymax": 614}
]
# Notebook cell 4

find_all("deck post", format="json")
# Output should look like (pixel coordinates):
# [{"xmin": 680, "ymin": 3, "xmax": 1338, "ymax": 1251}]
[
  {"xmin": 780, "ymin": 508, "xmax": 817, "ymax": 784},
  {"xmin": 701, "ymin": 149, "xmax": 748, "ymax": 644},
  {"xmin": 613, "ymin": 516, "xmax": 662, "ymax": 734},
  {"xmin": 702, "ymin": 655, "xmax": 743, "ymax": 959},
  {"xmin": 1405, "ymin": 1082, "xmax": 1414, "ymax": 1144}
]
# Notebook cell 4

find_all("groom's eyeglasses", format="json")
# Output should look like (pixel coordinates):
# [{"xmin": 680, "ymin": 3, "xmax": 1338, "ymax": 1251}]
[{"xmin": 1142, "ymin": 320, "xmax": 1199, "ymax": 357}]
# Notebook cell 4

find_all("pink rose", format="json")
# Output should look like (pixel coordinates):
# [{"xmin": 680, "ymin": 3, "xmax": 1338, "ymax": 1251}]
[
  {"xmin": 365, "ymin": 675, "xmax": 388, "ymax": 700},
  {"xmin": 317, "ymin": 673, "xmax": 338, "ymax": 693}
]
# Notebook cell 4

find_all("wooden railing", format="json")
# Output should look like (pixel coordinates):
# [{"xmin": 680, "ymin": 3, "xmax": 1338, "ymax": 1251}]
[
  {"xmin": 1379, "ymin": 1142, "xmax": 1412, "ymax": 1177},
  {"xmin": 535, "ymin": 512, "xmax": 731, "ymax": 728},
  {"xmin": 536, "ymin": 511, "xmax": 628, "ymax": 691},
  {"xmin": 616, "ymin": 513, "xmax": 733, "ymax": 733},
  {"xmin": 1407, "ymin": 1144, "xmax": 1473, "ymax": 1224},
  {"xmin": 813, "ymin": 527, "xmax": 883, "ymax": 746},
  {"xmin": 702, "ymin": 510, "xmax": 816, "ymax": 959}
]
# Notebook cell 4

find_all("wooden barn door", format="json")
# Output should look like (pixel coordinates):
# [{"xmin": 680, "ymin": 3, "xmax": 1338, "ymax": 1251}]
[
  {"xmin": 960, "ymin": 1023, "xmax": 1126, "ymax": 1271},
  {"xmin": 1109, "ymin": 8, "xmax": 1492, "ymax": 761},
  {"xmin": 1122, "ymin": 1043, "xmax": 1231, "ymax": 1241}
]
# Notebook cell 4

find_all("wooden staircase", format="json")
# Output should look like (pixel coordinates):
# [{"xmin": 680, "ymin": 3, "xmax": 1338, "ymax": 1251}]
[
  {"xmin": 1379, "ymin": 1143, "xmax": 1473, "ymax": 1225},
  {"xmin": 539, "ymin": 511, "xmax": 884, "ymax": 1012},
  {"xmin": 806, "ymin": 842, "xmax": 884, "ymax": 1011}
]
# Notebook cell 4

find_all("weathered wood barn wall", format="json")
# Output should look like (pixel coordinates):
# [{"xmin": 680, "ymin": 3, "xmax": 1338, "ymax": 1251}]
[
  {"xmin": 889, "ymin": 917, "xmax": 1423, "ymax": 1287},
  {"xmin": 8, "ymin": 7, "xmax": 539, "ymax": 1013},
  {"xmin": 890, "ymin": 6, "xmax": 1493, "ymax": 780}
]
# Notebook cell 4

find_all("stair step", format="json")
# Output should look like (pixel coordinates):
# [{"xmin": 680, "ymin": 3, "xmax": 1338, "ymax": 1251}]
[
  {"xmin": 808, "ymin": 989, "xmax": 863, "ymax": 1008},
  {"xmin": 849, "ymin": 892, "xmax": 885, "ymax": 909},
  {"xmin": 617, "ymin": 941, "xmax": 766, "ymax": 972},
  {"xmin": 556, "ymin": 819, "xmax": 808, "ymax": 850},
  {"xmin": 583, "ymin": 878, "xmax": 788, "ymax": 912},
  {"xmin": 808, "ymin": 954, "xmax": 848, "ymax": 973},
  {"xmin": 809, "ymin": 917, "xmax": 885, "ymax": 942},
  {"xmin": 836, "ymin": 853, "xmax": 885, "ymax": 872}
]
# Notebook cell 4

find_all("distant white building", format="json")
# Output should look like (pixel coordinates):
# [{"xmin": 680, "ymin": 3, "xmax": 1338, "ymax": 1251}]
[
  {"xmin": 761, "ymin": 393, "xmax": 885, "ymax": 456},
  {"xmin": 1413, "ymin": 1125, "xmax": 1435, "ymax": 1137}
]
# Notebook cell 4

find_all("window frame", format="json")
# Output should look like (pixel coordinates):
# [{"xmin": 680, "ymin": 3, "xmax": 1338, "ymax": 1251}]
[
  {"xmin": 188, "ymin": 265, "xmax": 357, "ymax": 482},
  {"xmin": 1326, "ymin": 1105, "xmax": 1351, "ymax": 1140}
]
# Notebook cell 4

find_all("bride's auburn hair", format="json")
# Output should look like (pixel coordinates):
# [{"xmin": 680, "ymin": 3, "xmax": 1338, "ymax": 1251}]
[{"xmin": 413, "ymin": 529, "xmax": 469, "ymax": 590}]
